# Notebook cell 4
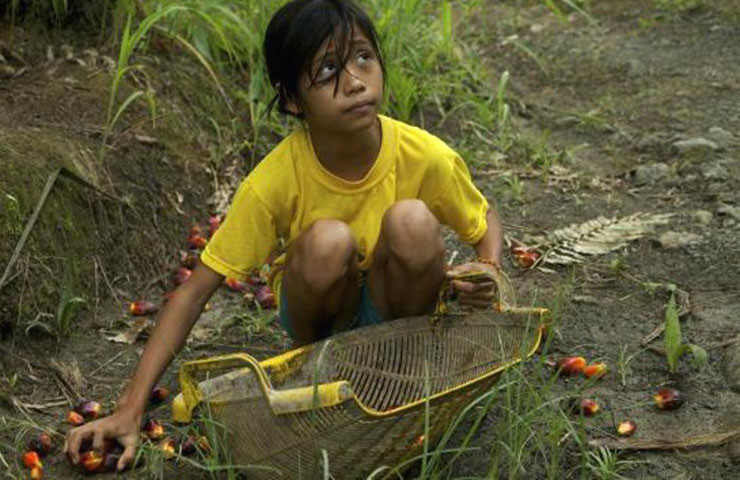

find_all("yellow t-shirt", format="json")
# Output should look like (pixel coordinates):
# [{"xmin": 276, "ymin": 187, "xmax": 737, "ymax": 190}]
[{"xmin": 201, "ymin": 115, "xmax": 489, "ymax": 301}]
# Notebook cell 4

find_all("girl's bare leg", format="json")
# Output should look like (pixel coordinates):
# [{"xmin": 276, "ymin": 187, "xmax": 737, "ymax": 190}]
[
  {"xmin": 368, "ymin": 200, "xmax": 446, "ymax": 320},
  {"xmin": 282, "ymin": 219, "xmax": 360, "ymax": 346}
]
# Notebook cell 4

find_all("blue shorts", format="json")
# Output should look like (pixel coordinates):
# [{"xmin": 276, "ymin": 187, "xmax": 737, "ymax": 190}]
[{"xmin": 278, "ymin": 281, "xmax": 384, "ymax": 340}]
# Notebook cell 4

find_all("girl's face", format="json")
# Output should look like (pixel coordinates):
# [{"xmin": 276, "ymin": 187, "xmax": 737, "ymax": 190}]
[{"xmin": 287, "ymin": 27, "xmax": 384, "ymax": 134}]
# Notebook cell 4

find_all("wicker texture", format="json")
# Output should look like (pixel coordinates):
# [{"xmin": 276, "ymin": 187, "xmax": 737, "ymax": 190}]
[{"xmin": 175, "ymin": 307, "xmax": 546, "ymax": 479}]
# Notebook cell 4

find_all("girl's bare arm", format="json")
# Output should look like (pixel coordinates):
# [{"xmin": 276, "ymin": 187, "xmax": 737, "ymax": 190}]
[{"xmin": 64, "ymin": 263, "xmax": 224, "ymax": 471}]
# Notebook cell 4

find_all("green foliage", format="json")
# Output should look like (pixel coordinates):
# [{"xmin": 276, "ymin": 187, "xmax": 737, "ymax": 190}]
[
  {"xmin": 586, "ymin": 446, "xmax": 643, "ymax": 480},
  {"xmin": 664, "ymin": 293, "xmax": 708, "ymax": 373}
]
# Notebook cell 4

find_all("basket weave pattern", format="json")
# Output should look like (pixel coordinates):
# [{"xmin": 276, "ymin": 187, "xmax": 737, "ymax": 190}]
[{"xmin": 175, "ymin": 310, "xmax": 546, "ymax": 478}]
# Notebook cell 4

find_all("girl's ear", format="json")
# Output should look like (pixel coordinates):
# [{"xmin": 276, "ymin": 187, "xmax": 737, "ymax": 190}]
[{"xmin": 283, "ymin": 96, "xmax": 302, "ymax": 116}]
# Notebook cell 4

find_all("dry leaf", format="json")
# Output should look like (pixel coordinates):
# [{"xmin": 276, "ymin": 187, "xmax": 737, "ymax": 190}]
[
  {"xmin": 526, "ymin": 213, "xmax": 673, "ymax": 266},
  {"xmin": 106, "ymin": 317, "xmax": 152, "ymax": 344}
]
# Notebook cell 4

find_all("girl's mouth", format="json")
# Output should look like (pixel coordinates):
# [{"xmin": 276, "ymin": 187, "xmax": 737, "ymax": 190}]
[{"xmin": 345, "ymin": 100, "xmax": 375, "ymax": 115}]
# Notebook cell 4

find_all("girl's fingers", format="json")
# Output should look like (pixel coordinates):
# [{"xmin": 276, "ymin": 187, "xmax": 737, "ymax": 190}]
[
  {"xmin": 65, "ymin": 426, "xmax": 88, "ymax": 464},
  {"xmin": 118, "ymin": 444, "xmax": 136, "ymax": 472},
  {"xmin": 451, "ymin": 280, "xmax": 494, "ymax": 294}
]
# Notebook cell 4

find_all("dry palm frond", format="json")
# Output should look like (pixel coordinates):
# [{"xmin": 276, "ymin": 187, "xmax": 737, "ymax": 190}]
[{"xmin": 526, "ymin": 213, "xmax": 673, "ymax": 266}]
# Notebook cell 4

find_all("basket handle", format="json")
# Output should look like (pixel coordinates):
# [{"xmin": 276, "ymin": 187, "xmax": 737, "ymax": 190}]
[
  {"xmin": 173, "ymin": 353, "xmax": 353, "ymax": 423},
  {"xmin": 441, "ymin": 265, "xmax": 516, "ymax": 312}
]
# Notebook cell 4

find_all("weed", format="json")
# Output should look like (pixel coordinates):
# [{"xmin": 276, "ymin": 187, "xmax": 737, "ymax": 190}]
[
  {"xmin": 616, "ymin": 344, "xmax": 643, "ymax": 387},
  {"xmin": 502, "ymin": 174, "xmax": 525, "ymax": 203},
  {"xmin": 664, "ymin": 293, "xmax": 707, "ymax": 373},
  {"xmin": 586, "ymin": 446, "xmax": 641, "ymax": 480}
]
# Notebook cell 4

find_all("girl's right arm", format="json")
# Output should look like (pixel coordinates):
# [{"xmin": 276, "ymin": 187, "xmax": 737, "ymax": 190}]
[{"xmin": 63, "ymin": 263, "xmax": 224, "ymax": 472}]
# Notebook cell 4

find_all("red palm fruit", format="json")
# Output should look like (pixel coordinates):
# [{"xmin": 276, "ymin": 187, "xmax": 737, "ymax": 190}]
[
  {"xmin": 179, "ymin": 250, "xmax": 197, "ymax": 269},
  {"xmin": 30, "ymin": 466, "xmax": 43, "ymax": 479},
  {"xmin": 255, "ymin": 285, "xmax": 276, "ymax": 309},
  {"xmin": 29, "ymin": 432, "xmax": 51, "ymax": 458},
  {"xmin": 179, "ymin": 435, "xmax": 196, "ymax": 456},
  {"xmin": 150, "ymin": 386, "xmax": 169, "ymax": 404},
  {"xmin": 514, "ymin": 250, "xmax": 540, "ymax": 268},
  {"xmin": 80, "ymin": 451, "xmax": 104, "ymax": 473},
  {"xmin": 557, "ymin": 356, "xmax": 587, "ymax": 376},
  {"xmin": 75, "ymin": 400, "xmax": 102, "ymax": 420},
  {"xmin": 196, "ymin": 436, "xmax": 211, "ymax": 454},
  {"xmin": 102, "ymin": 453, "xmax": 120, "ymax": 473},
  {"xmin": 173, "ymin": 267, "xmax": 192, "ymax": 286},
  {"xmin": 584, "ymin": 362, "xmax": 608, "ymax": 379},
  {"xmin": 66, "ymin": 411, "xmax": 84, "ymax": 426},
  {"xmin": 23, "ymin": 451, "xmax": 42, "ymax": 469},
  {"xmin": 225, "ymin": 277, "xmax": 250, "ymax": 292},
  {"xmin": 103, "ymin": 438, "xmax": 123, "ymax": 454},
  {"xmin": 189, "ymin": 224, "xmax": 203, "ymax": 237},
  {"xmin": 617, "ymin": 420, "xmax": 637, "ymax": 437},
  {"xmin": 208, "ymin": 215, "xmax": 221, "ymax": 237},
  {"xmin": 143, "ymin": 418, "xmax": 165, "ymax": 441},
  {"xmin": 574, "ymin": 398, "xmax": 600, "ymax": 416},
  {"xmin": 128, "ymin": 300, "xmax": 158, "ymax": 316},
  {"xmin": 654, "ymin": 387, "xmax": 684, "ymax": 410},
  {"xmin": 187, "ymin": 234, "xmax": 208, "ymax": 250},
  {"xmin": 159, "ymin": 438, "xmax": 176, "ymax": 460}
]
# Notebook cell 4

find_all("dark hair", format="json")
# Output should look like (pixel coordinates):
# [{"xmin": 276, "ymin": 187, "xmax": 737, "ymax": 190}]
[{"xmin": 264, "ymin": 0, "xmax": 385, "ymax": 117}]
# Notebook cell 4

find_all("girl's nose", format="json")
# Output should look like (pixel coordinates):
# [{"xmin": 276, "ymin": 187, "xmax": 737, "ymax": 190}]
[{"xmin": 342, "ymin": 67, "xmax": 366, "ymax": 95}]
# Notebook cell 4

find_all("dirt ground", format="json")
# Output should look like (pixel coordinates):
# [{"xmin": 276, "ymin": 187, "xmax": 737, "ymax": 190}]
[{"xmin": 2, "ymin": 1, "xmax": 740, "ymax": 478}]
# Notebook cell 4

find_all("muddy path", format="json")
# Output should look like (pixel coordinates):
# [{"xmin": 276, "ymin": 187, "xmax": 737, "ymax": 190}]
[{"xmin": 2, "ymin": 1, "xmax": 740, "ymax": 478}]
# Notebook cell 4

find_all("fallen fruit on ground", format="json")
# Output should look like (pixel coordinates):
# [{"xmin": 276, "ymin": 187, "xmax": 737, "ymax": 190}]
[
  {"xmin": 29, "ymin": 432, "xmax": 51, "ymax": 457},
  {"xmin": 80, "ymin": 451, "xmax": 104, "ymax": 473},
  {"xmin": 189, "ymin": 224, "xmax": 203, "ymax": 236},
  {"xmin": 179, "ymin": 435, "xmax": 196, "ymax": 456},
  {"xmin": 557, "ymin": 356, "xmax": 587, "ymax": 375},
  {"xmin": 159, "ymin": 438, "xmax": 177, "ymax": 459},
  {"xmin": 573, "ymin": 398, "xmax": 600, "ymax": 416},
  {"xmin": 196, "ymin": 435, "xmax": 211, "ymax": 454},
  {"xmin": 255, "ymin": 285, "xmax": 276, "ymax": 309},
  {"xmin": 102, "ymin": 453, "xmax": 120, "ymax": 473},
  {"xmin": 187, "ymin": 233, "xmax": 208, "ymax": 249},
  {"xmin": 30, "ymin": 466, "xmax": 43, "ymax": 479},
  {"xmin": 654, "ymin": 386, "xmax": 684, "ymax": 410},
  {"xmin": 208, "ymin": 215, "xmax": 221, "ymax": 237},
  {"xmin": 179, "ymin": 250, "xmax": 197, "ymax": 269},
  {"xmin": 173, "ymin": 267, "xmax": 192, "ymax": 286},
  {"xmin": 150, "ymin": 386, "xmax": 169, "ymax": 404},
  {"xmin": 617, "ymin": 420, "xmax": 637, "ymax": 437},
  {"xmin": 584, "ymin": 362, "xmax": 607, "ymax": 379},
  {"xmin": 128, "ymin": 300, "xmax": 158, "ymax": 316},
  {"xmin": 511, "ymin": 245, "xmax": 540, "ymax": 268},
  {"xmin": 66, "ymin": 411, "xmax": 84, "ymax": 426},
  {"xmin": 225, "ymin": 277, "xmax": 250, "ymax": 292},
  {"xmin": 76, "ymin": 400, "xmax": 102, "ymax": 420},
  {"xmin": 23, "ymin": 451, "xmax": 42, "ymax": 469},
  {"xmin": 143, "ymin": 418, "xmax": 165, "ymax": 441}
]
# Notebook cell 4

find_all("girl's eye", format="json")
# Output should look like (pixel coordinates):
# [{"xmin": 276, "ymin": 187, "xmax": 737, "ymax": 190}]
[
  {"xmin": 356, "ymin": 50, "xmax": 374, "ymax": 65},
  {"xmin": 316, "ymin": 62, "xmax": 337, "ymax": 82}
]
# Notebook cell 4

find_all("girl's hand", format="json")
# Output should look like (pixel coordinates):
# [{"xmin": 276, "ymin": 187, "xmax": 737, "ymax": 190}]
[
  {"xmin": 446, "ymin": 261, "xmax": 500, "ymax": 308},
  {"xmin": 64, "ymin": 408, "xmax": 142, "ymax": 472}
]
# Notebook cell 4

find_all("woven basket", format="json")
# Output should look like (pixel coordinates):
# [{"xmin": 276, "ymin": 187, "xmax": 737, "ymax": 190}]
[{"xmin": 172, "ymin": 274, "xmax": 548, "ymax": 478}]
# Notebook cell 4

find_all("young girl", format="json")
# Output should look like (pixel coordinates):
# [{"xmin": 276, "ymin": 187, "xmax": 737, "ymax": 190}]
[{"xmin": 65, "ymin": 0, "xmax": 503, "ymax": 471}]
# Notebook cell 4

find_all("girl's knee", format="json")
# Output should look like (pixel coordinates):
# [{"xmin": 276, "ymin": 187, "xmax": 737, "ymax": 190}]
[
  {"xmin": 381, "ymin": 200, "xmax": 444, "ymax": 268},
  {"xmin": 290, "ymin": 219, "xmax": 357, "ymax": 288}
]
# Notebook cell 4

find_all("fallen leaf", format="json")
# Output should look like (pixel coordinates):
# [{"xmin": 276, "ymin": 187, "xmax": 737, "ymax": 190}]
[{"xmin": 106, "ymin": 317, "xmax": 152, "ymax": 344}]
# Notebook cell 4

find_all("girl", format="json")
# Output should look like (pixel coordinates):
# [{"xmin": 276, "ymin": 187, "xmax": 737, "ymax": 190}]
[{"xmin": 65, "ymin": 0, "xmax": 504, "ymax": 471}]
